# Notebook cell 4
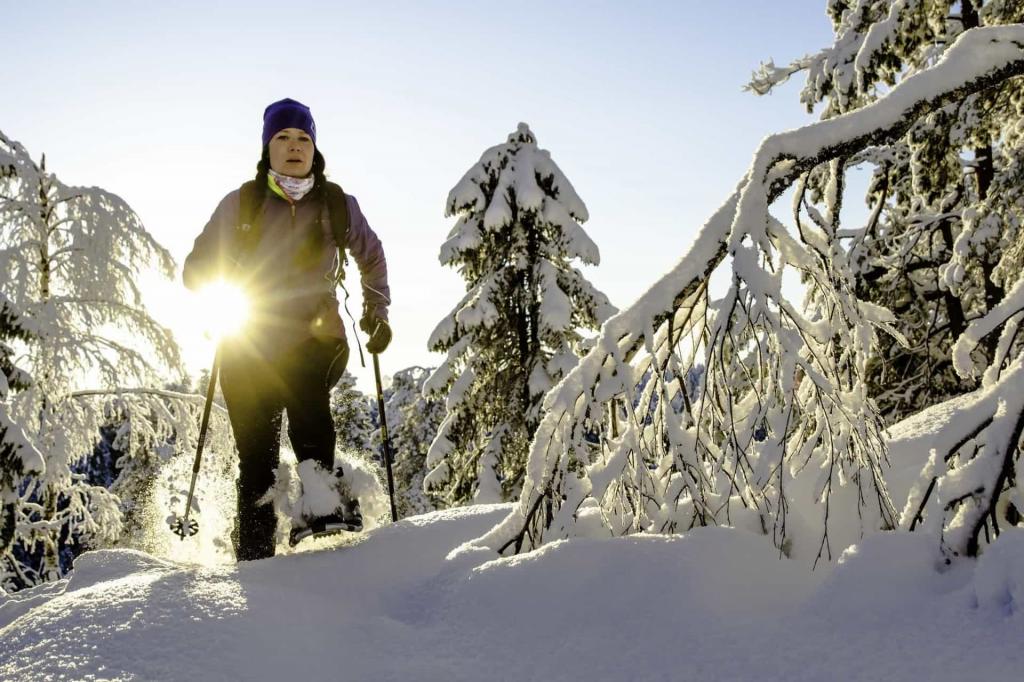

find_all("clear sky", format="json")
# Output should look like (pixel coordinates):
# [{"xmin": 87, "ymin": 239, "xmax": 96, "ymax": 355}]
[{"xmin": 2, "ymin": 1, "xmax": 833, "ymax": 392}]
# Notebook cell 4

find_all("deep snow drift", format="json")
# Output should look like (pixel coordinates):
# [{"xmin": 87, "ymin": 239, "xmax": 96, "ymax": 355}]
[{"xmin": 1, "ymin": 504, "xmax": 1022, "ymax": 681}]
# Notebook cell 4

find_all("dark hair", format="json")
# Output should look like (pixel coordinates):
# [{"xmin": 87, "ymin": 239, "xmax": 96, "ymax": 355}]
[{"xmin": 254, "ymin": 146, "xmax": 328, "ymax": 203}]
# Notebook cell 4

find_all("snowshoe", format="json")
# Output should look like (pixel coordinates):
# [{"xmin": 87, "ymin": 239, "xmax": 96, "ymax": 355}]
[{"xmin": 288, "ymin": 499, "xmax": 363, "ymax": 547}]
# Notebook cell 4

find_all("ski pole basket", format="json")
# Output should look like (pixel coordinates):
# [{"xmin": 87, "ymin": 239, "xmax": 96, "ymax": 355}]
[{"xmin": 170, "ymin": 515, "xmax": 199, "ymax": 539}]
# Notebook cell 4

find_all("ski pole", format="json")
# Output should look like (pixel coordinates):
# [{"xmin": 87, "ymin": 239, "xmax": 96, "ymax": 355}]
[
  {"xmin": 372, "ymin": 353, "xmax": 399, "ymax": 522},
  {"xmin": 170, "ymin": 345, "xmax": 222, "ymax": 539}
]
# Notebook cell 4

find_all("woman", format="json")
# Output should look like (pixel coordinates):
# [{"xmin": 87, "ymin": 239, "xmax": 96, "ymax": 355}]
[{"xmin": 183, "ymin": 98, "xmax": 392, "ymax": 561}]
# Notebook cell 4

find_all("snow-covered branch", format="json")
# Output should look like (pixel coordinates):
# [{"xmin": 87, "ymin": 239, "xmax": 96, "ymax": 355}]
[{"xmin": 465, "ymin": 25, "xmax": 1024, "ymax": 559}]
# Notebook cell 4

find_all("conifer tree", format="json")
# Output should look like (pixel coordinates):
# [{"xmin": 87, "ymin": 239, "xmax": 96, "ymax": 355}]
[
  {"xmin": 425, "ymin": 123, "xmax": 615, "ymax": 505},
  {"xmin": 384, "ymin": 366, "xmax": 444, "ymax": 515},
  {"xmin": 331, "ymin": 372, "xmax": 374, "ymax": 453},
  {"xmin": 0, "ymin": 292, "xmax": 43, "ymax": 560}
]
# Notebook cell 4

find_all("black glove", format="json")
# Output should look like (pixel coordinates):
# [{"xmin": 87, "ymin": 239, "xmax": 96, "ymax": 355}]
[{"xmin": 361, "ymin": 315, "xmax": 392, "ymax": 354}]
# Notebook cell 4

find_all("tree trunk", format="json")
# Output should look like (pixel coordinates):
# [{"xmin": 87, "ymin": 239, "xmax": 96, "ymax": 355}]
[
  {"xmin": 36, "ymin": 160, "xmax": 60, "ymax": 581},
  {"xmin": 42, "ymin": 484, "xmax": 60, "ymax": 580},
  {"xmin": 961, "ymin": 1, "xmax": 1004, "ymax": 329},
  {"xmin": 523, "ymin": 213, "xmax": 541, "ymax": 435},
  {"xmin": 938, "ymin": 220, "xmax": 967, "ymax": 340}
]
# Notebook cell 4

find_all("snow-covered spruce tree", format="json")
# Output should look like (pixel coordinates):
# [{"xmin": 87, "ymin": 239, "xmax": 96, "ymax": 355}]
[
  {"xmin": 424, "ymin": 123, "xmax": 615, "ymax": 506},
  {"xmin": 383, "ymin": 366, "xmax": 444, "ymax": 516},
  {"xmin": 0, "ymin": 292, "xmax": 43, "ymax": 559},
  {"xmin": 747, "ymin": 3, "xmax": 1024, "ymax": 560},
  {"xmin": 0, "ymin": 130, "xmax": 226, "ymax": 585},
  {"xmin": 331, "ymin": 371, "xmax": 374, "ymax": 453},
  {"xmin": 464, "ymin": 27, "xmax": 1024, "ymax": 564}
]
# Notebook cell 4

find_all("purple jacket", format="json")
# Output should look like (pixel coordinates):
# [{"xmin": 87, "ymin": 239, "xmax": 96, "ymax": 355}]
[{"xmin": 183, "ymin": 186, "xmax": 390, "ymax": 360}]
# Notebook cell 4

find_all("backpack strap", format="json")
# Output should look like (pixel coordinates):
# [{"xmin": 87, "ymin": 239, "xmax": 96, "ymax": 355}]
[
  {"xmin": 322, "ymin": 181, "xmax": 366, "ymax": 364},
  {"xmin": 235, "ymin": 180, "xmax": 263, "ymax": 266},
  {"xmin": 323, "ymin": 181, "xmax": 350, "ymax": 282}
]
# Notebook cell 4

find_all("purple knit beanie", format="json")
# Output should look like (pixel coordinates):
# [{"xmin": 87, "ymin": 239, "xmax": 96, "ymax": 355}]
[{"xmin": 262, "ymin": 98, "xmax": 316, "ymax": 147}]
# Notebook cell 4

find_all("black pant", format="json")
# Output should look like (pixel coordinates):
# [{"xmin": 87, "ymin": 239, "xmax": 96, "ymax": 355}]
[{"xmin": 219, "ymin": 336, "xmax": 349, "ymax": 561}]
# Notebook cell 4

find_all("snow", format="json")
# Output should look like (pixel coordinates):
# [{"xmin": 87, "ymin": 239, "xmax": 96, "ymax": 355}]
[
  {"xmin": 294, "ymin": 459, "xmax": 347, "ymax": 518},
  {"xmin": 734, "ymin": 25, "xmax": 1024, "ymax": 260},
  {"xmin": 537, "ymin": 259, "xmax": 572, "ymax": 334},
  {"xmin": 438, "ymin": 216, "xmax": 482, "ymax": 263},
  {"xmin": 0, "ymin": 406, "xmax": 43, "ymax": 477},
  {"xmin": 885, "ymin": 352, "xmax": 1024, "ymax": 556},
  {"xmin": 853, "ymin": 0, "xmax": 915, "ymax": 93},
  {"xmin": 2, "ymin": 506, "xmax": 1022, "ymax": 681},
  {"xmin": 445, "ymin": 364, "xmax": 475, "ymax": 411},
  {"xmin": 974, "ymin": 528, "xmax": 1024, "ymax": 613},
  {"xmin": 544, "ymin": 198, "xmax": 600, "ymax": 264},
  {"xmin": 452, "ymin": 275, "xmax": 500, "ymax": 331},
  {"xmin": 884, "ymin": 394, "xmax": 975, "ymax": 511},
  {"xmin": 952, "ymin": 275, "xmax": 1024, "ymax": 380}
]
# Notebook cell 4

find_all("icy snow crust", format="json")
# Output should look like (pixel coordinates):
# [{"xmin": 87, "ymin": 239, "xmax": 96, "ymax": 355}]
[{"xmin": 2, "ymin": 506, "xmax": 1022, "ymax": 681}]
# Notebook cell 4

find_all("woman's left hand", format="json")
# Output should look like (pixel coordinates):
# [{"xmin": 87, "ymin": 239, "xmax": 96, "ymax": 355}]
[{"xmin": 362, "ymin": 316, "xmax": 392, "ymax": 354}]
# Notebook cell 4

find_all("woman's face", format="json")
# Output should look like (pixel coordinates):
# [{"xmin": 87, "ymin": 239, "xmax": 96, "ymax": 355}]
[{"xmin": 268, "ymin": 128, "xmax": 315, "ymax": 178}]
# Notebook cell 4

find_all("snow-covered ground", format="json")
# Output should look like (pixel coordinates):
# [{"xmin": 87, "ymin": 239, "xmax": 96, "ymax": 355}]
[{"xmin": 2, "ymin": 503, "xmax": 1023, "ymax": 681}]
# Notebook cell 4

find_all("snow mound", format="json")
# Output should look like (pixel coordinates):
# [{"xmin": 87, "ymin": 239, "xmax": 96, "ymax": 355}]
[
  {"xmin": 804, "ymin": 531, "xmax": 965, "ymax": 620},
  {"xmin": 2, "ymin": 507, "xmax": 1024, "ymax": 681},
  {"xmin": 438, "ymin": 527, "xmax": 815, "ymax": 626},
  {"xmin": 885, "ymin": 394, "xmax": 973, "ymax": 509},
  {"xmin": 383, "ymin": 526, "xmax": 821, "ymax": 681},
  {"xmin": 974, "ymin": 528, "xmax": 1024, "ymax": 614},
  {"xmin": 64, "ymin": 548, "xmax": 179, "ymax": 592}
]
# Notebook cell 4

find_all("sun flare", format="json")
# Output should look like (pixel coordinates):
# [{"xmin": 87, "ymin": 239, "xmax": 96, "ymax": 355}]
[{"xmin": 195, "ymin": 280, "xmax": 251, "ymax": 340}]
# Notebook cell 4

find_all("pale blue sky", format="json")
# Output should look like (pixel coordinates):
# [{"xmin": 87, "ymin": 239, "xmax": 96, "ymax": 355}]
[{"xmin": 2, "ymin": 1, "xmax": 833, "ymax": 391}]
